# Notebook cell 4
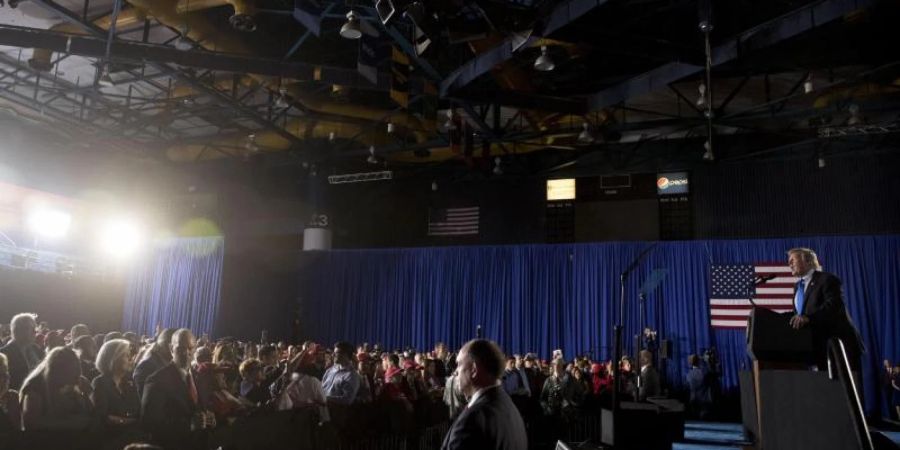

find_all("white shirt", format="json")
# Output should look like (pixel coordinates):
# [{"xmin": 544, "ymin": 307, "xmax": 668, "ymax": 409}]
[{"xmin": 467, "ymin": 382, "xmax": 501, "ymax": 408}]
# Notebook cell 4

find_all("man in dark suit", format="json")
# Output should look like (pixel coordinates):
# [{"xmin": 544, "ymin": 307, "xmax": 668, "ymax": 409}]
[
  {"xmin": 141, "ymin": 328, "xmax": 214, "ymax": 450},
  {"xmin": 637, "ymin": 350, "xmax": 661, "ymax": 401},
  {"xmin": 133, "ymin": 328, "xmax": 174, "ymax": 398},
  {"xmin": 0, "ymin": 313, "xmax": 44, "ymax": 391},
  {"xmin": 788, "ymin": 248, "xmax": 864, "ymax": 371},
  {"xmin": 441, "ymin": 339, "xmax": 527, "ymax": 450}
]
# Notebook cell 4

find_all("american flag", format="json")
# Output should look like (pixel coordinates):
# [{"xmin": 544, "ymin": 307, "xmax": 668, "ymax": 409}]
[
  {"xmin": 709, "ymin": 263, "xmax": 798, "ymax": 329},
  {"xmin": 427, "ymin": 206, "xmax": 479, "ymax": 236}
]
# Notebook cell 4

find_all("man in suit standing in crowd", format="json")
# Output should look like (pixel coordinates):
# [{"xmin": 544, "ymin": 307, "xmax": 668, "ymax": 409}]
[
  {"xmin": 637, "ymin": 349, "xmax": 661, "ymax": 401},
  {"xmin": 134, "ymin": 328, "xmax": 174, "ymax": 398},
  {"xmin": 0, "ymin": 313, "xmax": 44, "ymax": 391},
  {"xmin": 441, "ymin": 339, "xmax": 527, "ymax": 450},
  {"xmin": 787, "ymin": 247, "xmax": 864, "ymax": 371},
  {"xmin": 141, "ymin": 328, "xmax": 215, "ymax": 450}
]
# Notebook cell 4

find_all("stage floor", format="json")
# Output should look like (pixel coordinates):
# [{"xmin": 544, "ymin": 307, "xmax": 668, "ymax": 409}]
[{"xmin": 676, "ymin": 421, "xmax": 900, "ymax": 450}]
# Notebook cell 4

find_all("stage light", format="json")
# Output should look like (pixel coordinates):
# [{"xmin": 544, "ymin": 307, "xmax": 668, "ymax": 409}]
[
  {"xmin": 99, "ymin": 218, "xmax": 144, "ymax": 258},
  {"xmin": 818, "ymin": 156, "xmax": 826, "ymax": 168},
  {"xmin": 493, "ymin": 157, "xmax": 503, "ymax": 175},
  {"xmin": 431, "ymin": 180, "xmax": 438, "ymax": 191},
  {"xmin": 367, "ymin": 145, "xmax": 378, "ymax": 164},
  {"xmin": 27, "ymin": 209, "xmax": 71, "ymax": 239},
  {"xmin": 803, "ymin": 74, "xmax": 814, "ymax": 94},
  {"xmin": 534, "ymin": 46, "xmax": 555, "ymax": 72},
  {"xmin": 577, "ymin": 123, "xmax": 595, "ymax": 144},
  {"xmin": 275, "ymin": 87, "xmax": 290, "ymax": 109},
  {"xmin": 340, "ymin": 10, "xmax": 362, "ymax": 40},
  {"xmin": 97, "ymin": 66, "xmax": 114, "ymax": 88},
  {"xmin": 702, "ymin": 139, "xmax": 714, "ymax": 161},
  {"xmin": 847, "ymin": 103, "xmax": 861, "ymax": 126},
  {"xmin": 696, "ymin": 83, "xmax": 706, "ymax": 107}
]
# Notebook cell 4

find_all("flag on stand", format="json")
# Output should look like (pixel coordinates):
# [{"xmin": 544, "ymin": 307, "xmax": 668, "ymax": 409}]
[
  {"xmin": 427, "ymin": 207, "xmax": 479, "ymax": 236},
  {"xmin": 709, "ymin": 263, "xmax": 798, "ymax": 329}
]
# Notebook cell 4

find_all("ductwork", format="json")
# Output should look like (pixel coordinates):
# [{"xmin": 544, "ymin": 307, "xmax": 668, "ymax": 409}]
[{"xmin": 28, "ymin": 8, "xmax": 146, "ymax": 71}]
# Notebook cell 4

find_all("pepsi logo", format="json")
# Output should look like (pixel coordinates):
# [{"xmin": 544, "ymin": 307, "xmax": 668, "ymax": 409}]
[{"xmin": 657, "ymin": 177, "xmax": 670, "ymax": 189}]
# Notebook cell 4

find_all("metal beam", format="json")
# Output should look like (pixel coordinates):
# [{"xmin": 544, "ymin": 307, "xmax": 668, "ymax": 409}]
[
  {"xmin": 586, "ymin": 0, "xmax": 875, "ymax": 111},
  {"xmin": 440, "ymin": 0, "xmax": 608, "ymax": 95},
  {"xmin": 0, "ymin": 24, "xmax": 390, "ymax": 90}
]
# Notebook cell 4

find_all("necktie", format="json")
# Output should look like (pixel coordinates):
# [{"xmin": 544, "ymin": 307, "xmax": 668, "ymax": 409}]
[{"xmin": 795, "ymin": 279, "xmax": 805, "ymax": 314}]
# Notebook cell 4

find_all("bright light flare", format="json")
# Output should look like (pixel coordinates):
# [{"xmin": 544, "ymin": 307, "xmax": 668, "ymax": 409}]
[
  {"xmin": 99, "ymin": 218, "xmax": 144, "ymax": 258},
  {"xmin": 27, "ymin": 209, "xmax": 71, "ymax": 239}
]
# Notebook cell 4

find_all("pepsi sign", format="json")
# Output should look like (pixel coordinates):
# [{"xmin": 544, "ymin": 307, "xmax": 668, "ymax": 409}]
[{"xmin": 656, "ymin": 172, "xmax": 689, "ymax": 195}]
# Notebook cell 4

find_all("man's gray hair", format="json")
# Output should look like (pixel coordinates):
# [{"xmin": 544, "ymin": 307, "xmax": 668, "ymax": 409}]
[
  {"xmin": 788, "ymin": 247, "xmax": 821, "ymax": 269},
  {"xmin": 10, "ymin": 313, "xmax": 37, "ymax": 339},
  {"xmin": 96, "ymin": 339, "xmax": 132, "ymax": 376}
]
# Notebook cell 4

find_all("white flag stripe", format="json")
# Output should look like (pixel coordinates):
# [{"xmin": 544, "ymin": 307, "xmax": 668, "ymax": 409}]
[
  {"xmin": 429, "ymin": 221, "xmax": 479, "ymax": 227},
  {"xmin": 429, "ymin": 226, "xmax": 479, "ymax": 232},
  {"xmin": 428, "ymin": 230, "xmax": 478, "ymax": 236},
  {"xmin": 710, "ymin": 298, "xmax": 795, "ymax": 306},
  {"xmin": 711, "ymin": 319, "xmax": 747, "ymax": 328},
  {"xmin": 755, "ymin": 287, "xmax": 794, "ymax": 295},
  {"xmin": 767, "ymin": 276, "xmax": 800, "ymax": 284},
  {"xmin": 711, "ymin": 308, "xmax": 793, "ymax": 316},
  {"xmin": 754, "ymin": 266, "xmax": 793, "ymax": 273}
]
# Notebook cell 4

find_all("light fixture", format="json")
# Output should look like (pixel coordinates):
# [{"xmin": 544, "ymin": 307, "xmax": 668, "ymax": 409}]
[
  {"xmin": 367, "ymin": 145, "xmax": 378, "ymax": 164},
  {"xmin": 340, "ymin": 10, "xmax": 362, "ymax": 40},
  {"xmin": 847, "ymin": 103, "xmax": 861, "ymax": 125},
  {"xmin": 696, "ymin": 83, "xmax": 706, "ymax": 107},
  {"xmin": 28, "ymin": 209, "xmax": 71, "ymax": 239},
  {"xmin": 375, "ymin": 0, "xmax": 396, "ymax": 25},
  {"xmin": 328, "ymin": 131, "xmax": 336, "ymax": 142},
  {"xmin": 175, "ymin": 25, "xmax": 193, "ymax": 51},
  {"xmin": 493, "ymin": 156, "xmax": 503, "ymax": 175},
  {"xmin": 443, "ymin": 109, "xmax": 456, "ymax": 131},
  {"xmin": 803, "ymin": 74, "xmax": 814, "ymax": 94},
  {"xmin": 702, "ymin": 139, "xmax": 714, "ymax": 161},
  {"xmin": 431, "ymin": 180, "xmax": 438, "ymax": 191},
  {"xmin": 97, "ymin": 65, "xmax": 114, "ymax": 87},
  {"xmin": 98, "ymin": 217, "xmax": 144, "ymax": 259},
  {"xmin": 817, "ymin": 156, "xmax": 826, "ymax": 168},
  {"xmin": 275, "ymin": 87, "xmax": 290, "ymax": 109},
  {"xmin": 577, "ymin": 123, "xmax": 595, "ymax": 144},
  {"xmin": 386, "ymin": 122, "xmax": 395, "ymax": 134},
  {"xmin": 245, "ymin": 133, "xmax": 259, "ymax": 153},
  {"xmin": 534, "ymin": 46, "xmax": 555, "ymax": 72}
]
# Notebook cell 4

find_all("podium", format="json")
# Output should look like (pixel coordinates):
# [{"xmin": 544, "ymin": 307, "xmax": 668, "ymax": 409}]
[{"xmin": 742, "ymin": 307, "xmax": 873, "ymax": 450}]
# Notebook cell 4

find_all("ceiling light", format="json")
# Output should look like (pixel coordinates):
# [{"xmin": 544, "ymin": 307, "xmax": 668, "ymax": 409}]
[
  {"xmin": 803, "ymin": 74, "xmax": 814, "ymax": 94},
  {"xmin": 431, "ymin": 180, "xmax": 438, "ymax": 191},
  {"xmin": 386, "ymin": 122, "xmax": 395, "ymax": 134},
  {"xmin": 174, "ymin": 35, "xmax": 192, "ymax": 51},
  {"xmin": 534, "ymin": 46, "xmax": 555, "ymax": 72},
  {"xmin": 493, "ymin": 156, "xmax": 503, "ymax": 175},
  {"xmin": 328, "ymin": 131, "xmax": 336, "ymax": 142},
  {"xmin": 375, "ymin": 0, "xmax": 396, "ymax": 25},
  {"xmin": 28, "ymin": 209, "xmax": 71, "ymax": 239},
  {"xmin": 97, "ymin": 66, "xmax": 114, "ymax": 87},
  {"xmin": 340, "ymin": 10, "xmax": 363, "ymax": 40},
  {"xmin": 577, "ymin": 123, "xmax": 595, "ymax": 144},
  {"xmin": 275, "ymin": 87, "xmax": 290, "ymax": 109},
  {"xmin": 367, "ymin": 145, "xmax": 378, "ymax": 164},
  {"xmin": 702, "ymin": 140, "xmax": 714, "ymax": 161},
  {"xmin": 817, "ymin": 156, "xmax": 826, "ymax": 169},
  {"xmin": 444, "ymin": 109, "xmax": 456, "ymax": 131},
  {"xmin": 847, "ymin": 103, "xmax": 861, "ymax": 125},
  {"xmin": 696, "ymin": 83, "xmax": 706, "ymax": 107},
  {"xmin": 245, "ymin": 133, "xmax": 259, "ymax": 153}
]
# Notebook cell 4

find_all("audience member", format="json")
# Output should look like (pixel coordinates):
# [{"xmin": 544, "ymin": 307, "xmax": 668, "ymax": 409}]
[
  {"xmin": 686, "ymin": 354, "xmax": 711, "ymax": 419},
  {"xmin": 637, "ymin": 349, "xmax": 661, "ymax": 401},
  {"xmin": 540, "ymin": 359, "xmax": 572, "ymax": 417},
  {"xmin": 1, "ymin": 313, "xmax": 45, "ymax": 391},
  {"xmin": 20, "ymin": 347, "xmax": 93, "ymax": 432},
  {"xmin": 322, "ymin": 341, "xmax": 361, "ymax": 406},
  {"xmin": 0, "ymin": 353, "xmax": 22, "ymax": 439},
  {"xmin": 70, "ymin": 324, "xmax": 91, "ymax": 342},
  {"xmin": 238, "ymin": 359, "xmax": 270, "ymax": 405},
  {"xmin": 133, "ymin": 329, "xmax": 174, "ymax": 398},
  {"xmin": 73, "ymin": 335, "xmax": 100, "ymax": 382},
  {"xmin": 92, "ymin": 339, "xmax": 143, "ymax": 448},
  {"xmin": 140, "ymin": 328, "xmax": 215, "ymax": 450}
]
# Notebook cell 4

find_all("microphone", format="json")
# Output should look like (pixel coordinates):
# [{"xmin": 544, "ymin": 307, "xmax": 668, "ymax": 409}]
[{"xmin": 756, "ymin": 274, "xmax": 777, "ymax": 283}]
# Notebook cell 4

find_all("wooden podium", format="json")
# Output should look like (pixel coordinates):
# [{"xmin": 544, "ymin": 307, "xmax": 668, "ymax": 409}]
[{"xmin": 742, "ymin": 307, "xmax": 871, "ymax": 450}]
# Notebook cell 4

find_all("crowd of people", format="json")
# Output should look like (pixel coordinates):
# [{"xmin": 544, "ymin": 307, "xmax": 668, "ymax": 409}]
[{"xmin": 0, "ymin": 313, "xmax": 720, "ymax": 450}]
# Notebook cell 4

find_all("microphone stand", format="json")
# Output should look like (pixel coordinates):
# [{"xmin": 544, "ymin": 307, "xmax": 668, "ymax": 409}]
[{"xmin": 612, "ymin": 244, "xmax": 657, "ymax": 417}]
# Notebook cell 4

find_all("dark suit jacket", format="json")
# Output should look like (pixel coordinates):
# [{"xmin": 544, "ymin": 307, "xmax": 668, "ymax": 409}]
[
  {"xmin": 0, "ymin": 341, "xmax": 44, "ymax": 391},
  {"xmin": 441, "ymin": 385, "xmax": 527, "ymax": 450},
  {"xmin": 133, "ymin": 349, "xmax": 167, "ymax": 399},
  {"xmin": 799, "ymin": 271, "xmax": 864, "ymax": 370},
  {"xmin": 638, "ymin": 365, "xmax": 661, "ymax": 401},
  {"xmin": 140, "ymin": 363, "xmax": 200, "ymax": 449}
]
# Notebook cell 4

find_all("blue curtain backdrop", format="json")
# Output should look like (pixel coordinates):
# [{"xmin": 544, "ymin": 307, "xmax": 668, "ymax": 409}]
[
  {"xmin": 298, "ymin": 235, "xmax": 900, "ymax": 415},
  {"xmin": 123, "ymin": 237, "xmax": 224, "ymax": 337}
]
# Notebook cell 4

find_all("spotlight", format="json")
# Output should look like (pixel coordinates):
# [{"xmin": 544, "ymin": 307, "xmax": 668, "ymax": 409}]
[
  {"xmin": 328, "ymin": 131, "xmax": 336, "ymax": 142},
  {"xmin": 817, "ymin": 156, "xmax": 826, "ymax": 168},
  {"xmin": 534, "ymin": 46, "xmax": 555, "ymax": 72},
  {"xmin": 245, "ymin": 133, "xmax": 259, "ymax": 153},
  {"xmin": 97, "ymin": 66, "xmax": 114, "ymax": 87},
  {"xmin": 443, "ymin": 109, "xmax": 456, "ymax": 131},
  {"xmin": 174, "ymin": 25, "xmax": 193, "ymax": 51},
  {"xmin": 577, "ymin": 123, "xmax": 595, "ymax": 144},
  {"xmin": 847, "ymin": 103, "xmax": 861, "ymax": 125},
  {"xmin": 702, "ymin": 140, "xmax": 714, "ymax": 161},
  {"xmin": 803, "ymin": 74, "xmax": 814, "ymax": 94},
  {"xmin": 340, "ymin": 10, "xmax": 363, "ymax": 40},
  {"xmin": 99, "ymin": 218, "xmax": 143, "ymax": 258},
  {"xmin": 386, "ymin": 122, "xmax": 395, "ymax": 134},
  {"xmin": 696, "ymin": 83, "xmax": 706, "ymax": 107},
  {"xmin": 275, "ymin": 87, "xmax": 290, "ymax": 109},
  {"xmin": 431, "ymin": 180, "xmax": 438, "ymax": 191},
  {"xmin": 493, "ymin": 156, "xmax": 503, "ymax": 175},
  {"xmin": 367, "ymin": 145, "xmax": 378, "ymax": 164},
  {"xmin": 28, "ymin": 209, "xmax": 71, "ymax": 239}
]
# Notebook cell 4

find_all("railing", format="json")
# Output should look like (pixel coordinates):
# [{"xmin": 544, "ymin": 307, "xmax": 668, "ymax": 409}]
[{"xmin": 826, "ymin": 338, "xmax": 873, "ymax": 450}]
